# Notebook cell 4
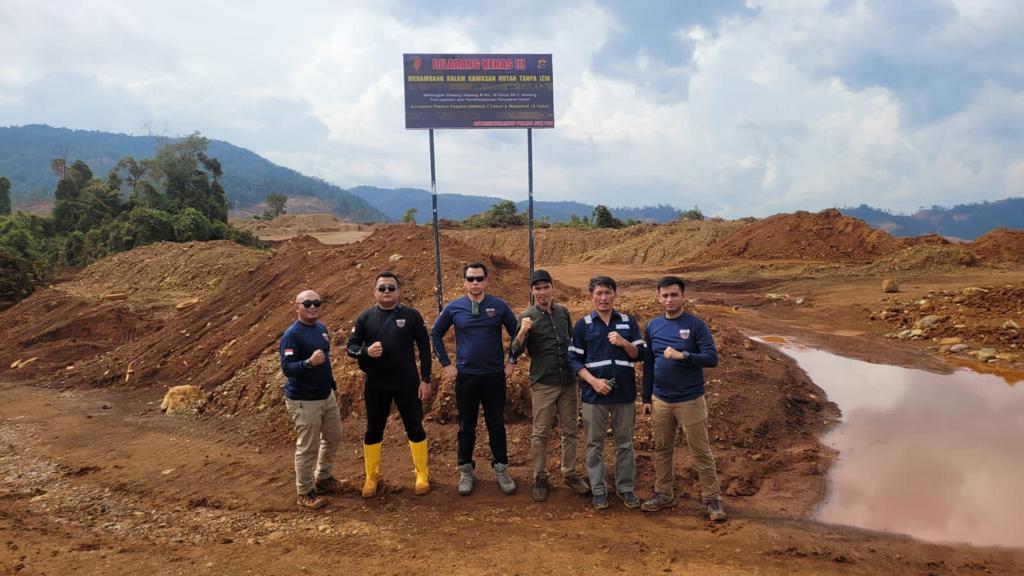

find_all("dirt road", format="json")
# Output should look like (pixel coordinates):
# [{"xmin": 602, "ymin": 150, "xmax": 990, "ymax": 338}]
[
  {"xmin": 2, "ymin": 380, "xmax": 1022, "ymax": 575},
  {"xmin": 4, "ymin": 217, "xmax": 1024, "ymax": 574}
]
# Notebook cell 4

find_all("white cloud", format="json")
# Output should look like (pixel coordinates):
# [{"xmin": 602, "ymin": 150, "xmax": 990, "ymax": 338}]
[{"xmin": 1, "ymin": 0, "xmax": 1022, "ymax": 216}]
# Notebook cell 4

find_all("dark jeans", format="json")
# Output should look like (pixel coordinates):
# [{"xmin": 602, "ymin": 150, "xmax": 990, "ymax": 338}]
[
  {"xmin": 455, "ymin": 371, "xmax": 508, "ymax": 466},
  {"xmin": 363, "ymin": 383, "xmax": 426, "ymax": 444}
]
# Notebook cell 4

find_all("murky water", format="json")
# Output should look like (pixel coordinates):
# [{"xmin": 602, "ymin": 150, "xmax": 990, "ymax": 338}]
[{"xmin": 759, "ymin": 337, "xmax": 1024, "ymax": 548}]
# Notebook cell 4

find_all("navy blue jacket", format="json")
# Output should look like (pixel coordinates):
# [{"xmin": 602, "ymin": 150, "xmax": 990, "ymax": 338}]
[
  {"xmin": 280, "ymin": 320, "xmax": 336, "ymax": 400},
  {"xmin": 568, "ymin": 310, "xmax": 644, "ymax": 404},
  {"xmin": 642, "ymin": 313, "xmax": 718, "ymax": 404},
  {"xmin": 430, "ymin": 294, "xmax": 518, "ymax": 374}
]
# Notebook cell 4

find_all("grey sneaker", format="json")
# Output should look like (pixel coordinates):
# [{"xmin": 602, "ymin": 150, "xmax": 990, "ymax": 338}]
[
  {"xmin": 493, "ymin": 463, "xmax": 516, "ymax": 495},
  {"xmin": 532, "ymin": 476, "xmax": 549, "ymax": 502},
  {"xmin": 591, "ymin": 494, "xmax": 609, "ymax": 510},
  {"xmin": 617, "ymin": 491, "xmax": 641, "ymax": 509},
  {"xmin": 706, "ymin": 499, "xmax": 727, "ymax": 522},
  {"xmin": 564, "ymin": 474, "xmax": 591, "ymax": 496},
  {"xmin": 458, "ymin": 463, "xmax": 475, "ymax": 496},
  {"xmin": 641, "ymin": 492, "xmax": 675, "ymax": 512}
]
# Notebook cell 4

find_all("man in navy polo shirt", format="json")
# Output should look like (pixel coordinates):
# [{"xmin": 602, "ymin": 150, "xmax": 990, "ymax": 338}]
[
  {"xmin": 569, "ymin": 275, "xmax": 644, "ymax": 510},
  {"xmin": 280, "ymin": 289, "xmax": 343, "ymax": 510},
  {"xmin": 431, "ymin": 262, "xmax": 519, "ymax": 496},
  {"xmin": 640, "ymin": 276, "xmax": 725, "ymax": 521}
]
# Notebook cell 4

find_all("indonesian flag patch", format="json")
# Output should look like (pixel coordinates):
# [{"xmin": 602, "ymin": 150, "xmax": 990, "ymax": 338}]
[{"xmin": 284, "ymin": 348, "xmax": 295, "ymax": 356}]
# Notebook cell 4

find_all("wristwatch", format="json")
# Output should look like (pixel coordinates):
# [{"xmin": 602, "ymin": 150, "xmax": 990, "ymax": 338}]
[{"xmin": 304, "ymin": 358, "xmax": 312, "ymax": 369}]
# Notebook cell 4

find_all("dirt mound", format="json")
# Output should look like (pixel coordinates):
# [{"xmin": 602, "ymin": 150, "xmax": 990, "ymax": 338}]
[
  {"xmin": 704, "ymin": 209, "xmax": 902, "ymax": 262},
  {"xmin": 899, "ymin": 233, "xmax": 950, "ymax": 247},
  {"xmin": 233, "ymin": 213, "xmax": 375, "ymax": 244},
  {"xmin": 63, "ymin": 240, "xmax": 270, "ymax": 302},
  {"xmin": 0, "ymin": 224, "xmax": 842, "ymax": 511},
  {"xmin": 869, "ymin": 283, "xmax": 1023, "ymax": 366},
  {"xmin": 0, "ymin": 290, "xmax": 166, "ymax": 377},
  {"xmin": 968, "ymin": 227, "xmax": 1024, "ymax": 264},
  {"xmin": 448, "ymin": 219, "xmax": 745, "ymax": 266},
  {"xmin": 863, "ymin": 243, "xmax": 978, "ymax": 273},
  {"xmin": 233, "ymin": 212, "xmax": 357, "ymax": 234},
  {"xmin": 2, "ymin": 226, "xmax": 557, "ymax": 418}
]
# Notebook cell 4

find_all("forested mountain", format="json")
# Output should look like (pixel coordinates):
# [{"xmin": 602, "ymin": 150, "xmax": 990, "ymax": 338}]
[
  {"xmin": 840, "ymin": 199, "xmax": 1024, "ymax": 240},
  {"xmin": 0, "ymin": 125, "xmax": 385, "ymax": 221},
  {"xmin": 349, "ymin": 186, "xmax": 682, "ymax": 223}
]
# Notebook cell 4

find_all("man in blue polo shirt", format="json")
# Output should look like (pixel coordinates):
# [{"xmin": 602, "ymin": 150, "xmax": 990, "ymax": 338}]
[
  {"xmin": 569, "ymin": 275, "xmax": 644, "ymax": 510},
  {"xmin": 280, "ymin": 289, "xmax": 343, "ymax": 510},
  {"xmin": 431, "ymin": 262, "xmax": 518, "ymax": 496},
  {"xmin": 640, "ymin": 276, "xmax": 725, "ymax": 521}
]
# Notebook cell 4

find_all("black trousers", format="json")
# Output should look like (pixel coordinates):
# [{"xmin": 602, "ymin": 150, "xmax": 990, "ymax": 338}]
[
  {"xmin": 455, "ymin": 371, "xmax": 508, "ymax": 466},
  {"xmin": 363, "ymin": 383, "xmax": 426, "ymax": 444}
]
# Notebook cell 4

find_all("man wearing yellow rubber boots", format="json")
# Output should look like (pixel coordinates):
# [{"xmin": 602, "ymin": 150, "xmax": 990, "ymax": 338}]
[{"xmin": 347, "ymin": 272, "xmax": 433, "ymax": 497}]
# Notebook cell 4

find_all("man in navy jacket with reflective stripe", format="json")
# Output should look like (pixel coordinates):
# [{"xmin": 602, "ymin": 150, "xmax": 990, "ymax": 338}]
[{"xmin": 568, "ymin": 275, "xmax": 644, "ymax": 510}]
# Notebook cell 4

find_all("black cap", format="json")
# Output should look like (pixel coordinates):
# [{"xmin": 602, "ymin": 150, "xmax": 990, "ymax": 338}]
[{"xmin": 530, "ymin": 269, "xmax": 553, "ymax": 286}]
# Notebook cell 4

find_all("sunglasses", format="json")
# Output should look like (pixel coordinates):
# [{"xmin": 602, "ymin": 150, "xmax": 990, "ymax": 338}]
[
  {"xmin": 376, "ymin": 285, "xmax": 398, "ymax": 293},
  {"xmin": 300, "ymin": 299, "xmax": 322, "ymax": 308},
  {"xmin": 464, "ymin": 276, "xmax": 487, "ymax": 283}
]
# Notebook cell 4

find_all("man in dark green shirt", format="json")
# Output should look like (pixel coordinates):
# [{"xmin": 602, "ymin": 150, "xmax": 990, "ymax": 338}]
[{"xmin": 511, "ymin": 270, "xmax": 590, "ymax": 501}]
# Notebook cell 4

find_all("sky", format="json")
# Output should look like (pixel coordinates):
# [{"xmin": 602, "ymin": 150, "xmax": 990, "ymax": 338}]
[{"xmin": 1, "ymin": 0, "xmax": 1022, "ymax": 217}]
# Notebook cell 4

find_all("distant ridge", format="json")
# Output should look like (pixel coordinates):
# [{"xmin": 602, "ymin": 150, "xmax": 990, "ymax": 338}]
[
  {"xmin": 348, "ymin": 185, "xmax": 682, "ymax": 223},
  {"xmin": 0, "ymin": 124, "xmax": 386, "ymax": 222},
  {"xmin": 841, "ymin": 199, "xmax": 1024, "ymax": 241}
]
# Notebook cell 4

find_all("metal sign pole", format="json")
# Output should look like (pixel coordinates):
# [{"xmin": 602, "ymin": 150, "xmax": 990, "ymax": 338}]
[
  {"xmin": 430, "ymin": 129, "xmax": 444, "ymax": 312},
  {"xmin": 527, "ymin": 128, "xmax": 535, "ymax": 305}
]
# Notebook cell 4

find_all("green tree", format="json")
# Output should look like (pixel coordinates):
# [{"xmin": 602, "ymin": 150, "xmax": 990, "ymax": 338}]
[
  {"xmin": 565, "ymin": 213, "xmax": 592, "ymax": 228},
  {"xmin": 0, "ymin": 213, "xmax": 53, "ymax": 307},
  {"xmin": 143, "ymin": 133, "xmax": 228, "ymax": 222},
  {"xmin": 173, "ymin": 207, "xmax": 215, "ymax": 241},
  {"xmin": 111, "ymin": 156, "xmax": 164, "ymax": 211},
  {"xmin": 0, "ymin": 176, "xmax": 11, "ymax": 215},
  {"xmin": 50, "ymin": 158, "xmax": 67, "ymax": 180},
  {"xmin": 263, "ymin": 193, "xmax": 287, "ymax": 219},
  {"xmin": 463, "ymin": 200, "xmax": 526, "ymax": 228},
  {"xmin": 52, "ymin": 170, "xmax": 86, "ymax": 233},
  {"xmin": 593, "ymin": 205, "xmax": 623, "ymax": 229},
  {"xmin": 401, "ymin": 207, "xmax": 418, "ymax": 224},
  {"xmin": 679, "ymin": 206, "xmax": 704, "ymax": 221}
]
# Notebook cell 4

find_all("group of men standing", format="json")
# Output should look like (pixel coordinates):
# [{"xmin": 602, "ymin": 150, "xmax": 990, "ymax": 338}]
[{"xmin": 279, "ymin": 264, "xmax": 726, "ymax": 522}]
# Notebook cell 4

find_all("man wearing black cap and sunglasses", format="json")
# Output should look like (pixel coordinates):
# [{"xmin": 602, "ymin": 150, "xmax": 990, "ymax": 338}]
[
  {"xmin": 347, "ymin": 272, "xmax": 433, "ymax": 498},
  {"xmin": 280, "ymin": 289, "xmax": 343, "ymax": 510},
  {"xmin": 510, "ymin": 269, "xmax": 590, "ymax": 501},
  {"xmin": 431, "ymin": 261, "xmax": 519, "ymax": 496}
]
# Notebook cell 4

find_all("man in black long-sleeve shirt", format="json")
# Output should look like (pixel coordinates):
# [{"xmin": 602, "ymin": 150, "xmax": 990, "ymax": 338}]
[{"xmin": 347, "ymin": 272, "xmax": 433, "ymax": 497}]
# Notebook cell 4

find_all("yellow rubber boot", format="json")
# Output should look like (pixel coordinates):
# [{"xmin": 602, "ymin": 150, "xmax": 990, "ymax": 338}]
[
  {"xmin": 409, "ymin": 439, "xmax": 430, "ymax": 495},
  {"xmin": 362, "ymin": 442, "xmax": 382, "ymax": 498}
]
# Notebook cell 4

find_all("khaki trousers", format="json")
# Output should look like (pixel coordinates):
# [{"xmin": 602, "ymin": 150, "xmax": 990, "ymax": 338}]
[
  {"xmin": 651, "ymin": 395, "xmax": 721, "ymax": 501},
  {"xmin": 285, "ymin": 390, "xmax": 343, "ymax": 495},
  {"xmin": 530, "ymin": 382, "xmax": 579, "ymax": 480}
]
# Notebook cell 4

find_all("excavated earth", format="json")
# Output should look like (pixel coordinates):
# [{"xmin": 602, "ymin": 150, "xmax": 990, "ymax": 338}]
[{"xmin": 2, "ymin": 211, "xmax": 1024, "ymax": 575}]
